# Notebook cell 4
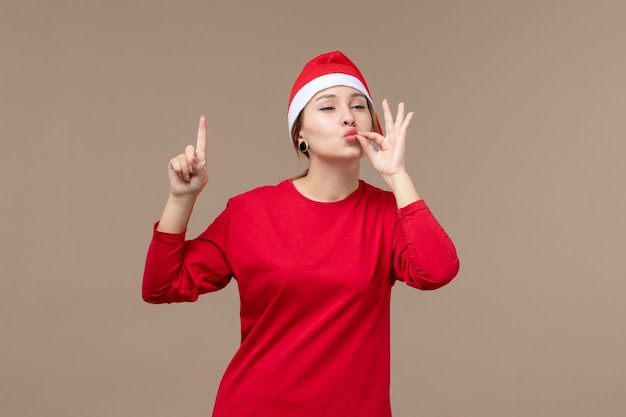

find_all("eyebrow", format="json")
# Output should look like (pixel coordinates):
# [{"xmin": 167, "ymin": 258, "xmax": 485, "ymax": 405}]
[{"xmin": 315, "ymin": 92, "xmax": 367, "ymax": 101}]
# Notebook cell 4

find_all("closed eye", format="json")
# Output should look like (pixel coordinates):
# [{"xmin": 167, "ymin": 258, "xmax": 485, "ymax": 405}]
[{"xmin": 320, "ymin": 106, "xmax": 335, "ymax": 111}]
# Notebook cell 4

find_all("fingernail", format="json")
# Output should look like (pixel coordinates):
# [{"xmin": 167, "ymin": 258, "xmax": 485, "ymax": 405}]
[
  {"xmin": 184, "ymin": 175, "xmax": 190, "ymax": 181},
  {"xmin": 189, "ymin": 165, "xmax": 194, "ymax": 173}
]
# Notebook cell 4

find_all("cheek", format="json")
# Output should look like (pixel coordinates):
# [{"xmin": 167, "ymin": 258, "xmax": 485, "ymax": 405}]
[
  {"xmin": 300, "ymin": 113, "xmax": 332, "ymax": 137},
  {"xmin": 359, "ymin": 113, "xmax": 373, "ymax": 131}
]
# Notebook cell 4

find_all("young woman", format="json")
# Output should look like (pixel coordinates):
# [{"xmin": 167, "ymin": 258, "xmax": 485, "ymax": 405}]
[{"xmin": 143, "ymin": 51, "xmax": 460, "ymax": 417}]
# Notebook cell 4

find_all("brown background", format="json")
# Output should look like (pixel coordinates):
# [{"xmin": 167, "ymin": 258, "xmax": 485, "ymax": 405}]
[{"xmin": 2, "ymin": 1, "xmax": 625, "ymax": 416}]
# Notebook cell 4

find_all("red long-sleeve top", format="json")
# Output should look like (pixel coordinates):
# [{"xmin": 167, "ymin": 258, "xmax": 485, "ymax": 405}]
[{"xmin": 143, "ymin": 180, "xmax": 459, "ymax": 417}]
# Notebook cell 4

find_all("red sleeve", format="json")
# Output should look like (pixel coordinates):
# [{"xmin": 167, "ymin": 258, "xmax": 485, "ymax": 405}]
[
  {"xmin": 392, "ymin": 200, "xmax": 460, "ymax": 290},
  {"xmin": 142, "ymin": 206, "xmax": 233, "ymax": 303}
]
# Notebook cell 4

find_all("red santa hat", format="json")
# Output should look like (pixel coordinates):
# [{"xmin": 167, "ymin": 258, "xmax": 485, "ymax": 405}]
[{"xmin": 287, "ymin": 51, "xmax": 382, "ymax": 137}]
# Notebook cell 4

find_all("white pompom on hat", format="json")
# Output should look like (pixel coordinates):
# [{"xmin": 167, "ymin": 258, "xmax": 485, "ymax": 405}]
[{"xmin": 287, "ymin": 51, "xmax": 382, "ymax": 138}]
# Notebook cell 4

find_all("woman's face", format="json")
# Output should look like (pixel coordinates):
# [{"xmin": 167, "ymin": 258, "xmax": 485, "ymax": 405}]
[{"xmin": 298, "ymin": 86, "xmax": 374, "ymax": 160}]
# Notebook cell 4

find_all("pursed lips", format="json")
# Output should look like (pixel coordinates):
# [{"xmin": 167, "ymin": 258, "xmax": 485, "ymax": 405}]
[{"xmin": 343, "ymin": 128, "xmax": 358, "ymax": 142}]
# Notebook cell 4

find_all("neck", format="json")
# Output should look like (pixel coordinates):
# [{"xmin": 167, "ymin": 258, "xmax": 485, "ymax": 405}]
[{"xmin": 294, "ymin": 160, "xmax": 360, "ymax": 202}]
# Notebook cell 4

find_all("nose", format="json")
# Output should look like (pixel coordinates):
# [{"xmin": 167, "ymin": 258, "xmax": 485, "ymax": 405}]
[{"xmin": 342, "ymin": 108, "xmax": 356, "ymax": 126}]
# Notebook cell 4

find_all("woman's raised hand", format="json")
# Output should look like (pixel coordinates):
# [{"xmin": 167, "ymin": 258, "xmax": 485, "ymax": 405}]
[
  {"xmin": 357, "ymin": 100, "xmax": 421, "ymax": 208},
  {"xmin": 356, "ymin": 99, "xmax": 414, "ymax": 180},
  {"xmin": 167, "ymin": 116, "xmax": 209, "ymax": 198}
]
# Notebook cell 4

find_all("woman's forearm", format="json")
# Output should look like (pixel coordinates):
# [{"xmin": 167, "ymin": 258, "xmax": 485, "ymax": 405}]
[
  {"xmin": 156, "ymin": 193, "xmax": 199, "ymax": 233},
  {"xmin": 385, "ymin": 171, "xmax": 422, "ymax": 209}
]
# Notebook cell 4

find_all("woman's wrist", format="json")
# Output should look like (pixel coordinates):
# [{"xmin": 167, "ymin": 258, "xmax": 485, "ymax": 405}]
[
  {"xmin": 385, "ymin": 171, "xmax": 422, "ymax": 208},
  {"xmin": 156, "ymin": 193, "xmax": 198, "ymax": 233},
  {"xmin": 167, "ymin": 192, "xmax": 198, "ymax": 208}
]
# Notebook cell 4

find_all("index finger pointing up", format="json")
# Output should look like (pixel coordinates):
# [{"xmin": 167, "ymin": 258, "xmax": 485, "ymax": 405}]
[{"xmin": 196, "ymin": 115, "xmax": 207, "ymax": 163}]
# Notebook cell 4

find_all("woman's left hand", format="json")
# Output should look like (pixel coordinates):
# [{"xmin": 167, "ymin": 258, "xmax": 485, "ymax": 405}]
[{"xmin": 356, "ymin": 99, "xmax": 414, "ymax": 181}]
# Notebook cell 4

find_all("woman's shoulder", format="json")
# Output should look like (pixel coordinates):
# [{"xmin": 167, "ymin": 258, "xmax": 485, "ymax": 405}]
[
  {"xmin": 359, "ymin": 180, "xmax": 396, "ymax": 205},
  {"xmin": 360, "ymin": 180, "xmax": 390, "ymax": 195},
  {"xmin": 228, "ymin": 180, "xmax": 293, "ymax": 206}
]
